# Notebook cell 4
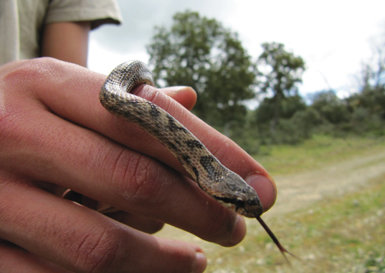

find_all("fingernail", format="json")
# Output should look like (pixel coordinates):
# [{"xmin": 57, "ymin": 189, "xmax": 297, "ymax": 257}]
[
  {"xmin": 246, "ymin": 173, "xmax": 277, "ymax": 211},
  {"xmin": 162, "ymin": 86, "xmax": 190, "ymax": 96},
  {"xmin": 192, "ymin": 251, "xmax": 207, "ymax": 273}
]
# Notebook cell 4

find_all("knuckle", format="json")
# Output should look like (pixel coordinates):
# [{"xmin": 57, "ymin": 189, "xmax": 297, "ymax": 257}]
[
  {"xmin": 109, "ymin": 149, "xmax": 167, "ymax": 204},
  {"xmin": 0, "ymin": 57, "xmax": 58, "ymax": 90},
  {"xmin": 0, "ymin": 57, "xmax": 59, "ymax": 131},
  {"xmin": 73, "ymin": 227, "xmax": 122, "ymax": 273}
]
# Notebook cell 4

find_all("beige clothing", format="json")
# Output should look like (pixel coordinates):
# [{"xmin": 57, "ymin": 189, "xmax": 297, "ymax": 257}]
[{"xmin": 0, "ymin": 0, "xmax": 122, "ymax": 64}]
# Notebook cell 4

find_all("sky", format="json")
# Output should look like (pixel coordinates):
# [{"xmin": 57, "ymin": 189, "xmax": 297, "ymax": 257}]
[{"xmin": 88, "ymin": 0, "xmax": 385, "ymax": 101}]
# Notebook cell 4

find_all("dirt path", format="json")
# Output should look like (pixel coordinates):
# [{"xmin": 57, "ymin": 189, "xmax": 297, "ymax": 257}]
[
  {"xmin": 158, "ymin": 145, "xmax": 385, "ymax": 244},
  {"xmin": 267, "ymin": 147, "xmax": 385, "ymax": 218}
]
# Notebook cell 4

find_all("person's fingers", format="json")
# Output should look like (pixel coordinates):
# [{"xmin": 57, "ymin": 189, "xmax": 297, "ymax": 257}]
[
  {"xmin": 1, "ymin": 58, "xmax": 248, "ymax": 245},
  {"xmin": 22, "ymin": 58, "xmax": 276, "ymax": 211},
  {"xmin": 1, "ymin": 58, "xmax": 274, "ymax": 245},
  {"xmin": 0, "ymin": 93, "xmax": 244, "ymax": 245},
  {"xmin": 0, "ymin": 174, "xmax": 207, "ymax": 273}
]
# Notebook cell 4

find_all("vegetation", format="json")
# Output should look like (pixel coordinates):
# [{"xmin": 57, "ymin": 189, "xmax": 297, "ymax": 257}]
[
  {"xmin": 255, "ymin": 42, "xmax": 306, "ymax": 138},
  {"xmin": 254, "ymin": 134, "xmax": 385, "ymax": 175},
  {"xmin": 147, "ymin": 10, "xmax": 385, "ymax": 153}
]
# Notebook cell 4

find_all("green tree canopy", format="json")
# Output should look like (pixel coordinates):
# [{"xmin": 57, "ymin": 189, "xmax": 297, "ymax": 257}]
[
  {"xmin": 256, "ymin": 94, "xmax": 306, "ymax": 124},
  {"xmin": 257, "ymin": 42, "xmax": 305, "ymax": 98},
  {"xmin": 146, "ymin": 10, "xmax": 256, "ymax": 128},
  {"xmin": 311, "ymin": 90, "xmax": 350, "ymax": 124},
  {"xmin": 255, "ymin": 42, "xmax": 305, "ymax": 133}
]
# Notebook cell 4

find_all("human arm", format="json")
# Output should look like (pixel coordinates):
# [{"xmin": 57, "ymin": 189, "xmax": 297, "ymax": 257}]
[{"xmin": 41, "ymin": 22, "xmax": 91, "ymax": 66}]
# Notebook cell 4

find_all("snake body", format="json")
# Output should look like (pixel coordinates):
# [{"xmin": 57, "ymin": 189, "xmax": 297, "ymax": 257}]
[
  {"xmin": 100, "ymin": 61, "xmax": 263, "ymax": 218},
  {"xmin": 100, "ymin": 61, "xmax": 294, "ymax": 260}
]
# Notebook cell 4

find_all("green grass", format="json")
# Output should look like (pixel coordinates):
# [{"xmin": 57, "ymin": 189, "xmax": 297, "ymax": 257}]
[{"xmin": 255, "ymin": 135, "xmax": 385, "ymax": 175}]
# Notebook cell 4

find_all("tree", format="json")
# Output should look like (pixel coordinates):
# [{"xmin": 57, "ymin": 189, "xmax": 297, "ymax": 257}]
[
  {"xmin": 256, "ymin": 42, "xmax": 305, "ymax": 130},
  {"xmin": 353, "ymin": 34, "xmax": 385, "ymax": 121},
  {"xmin": 256, "ymin": 94, "xmax": 306, "ymax": 123},
  {"xmin": 311, "ymin": 90, "xmax": 350, "ymax": 124},
  {"xmin": 254, "ymin": 94, "xmax": 309, "ymax": 144},
  {"xmin": 146, "ymin": 11, "xmax": 256, "ymax": 129}
]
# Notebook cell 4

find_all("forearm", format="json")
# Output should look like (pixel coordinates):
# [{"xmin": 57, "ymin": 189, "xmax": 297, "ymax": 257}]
[{"xmin": 41, "ymin": 22, "xmax": 90, "ymax": 66}]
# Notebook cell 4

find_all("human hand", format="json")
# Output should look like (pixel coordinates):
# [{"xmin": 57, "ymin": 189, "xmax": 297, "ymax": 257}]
[{"xmin": 0, "ymin": 58, "xmax": 276, "ymax": 273}]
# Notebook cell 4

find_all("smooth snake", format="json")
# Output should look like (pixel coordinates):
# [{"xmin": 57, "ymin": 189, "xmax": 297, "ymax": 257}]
[{"xmin": 99, "ymin": 61, "xmax": 294, "ymax": 261}]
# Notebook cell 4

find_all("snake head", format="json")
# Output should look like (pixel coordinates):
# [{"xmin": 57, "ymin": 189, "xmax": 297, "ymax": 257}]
[
  {"xmin": 211, "ymin": 170, "xmax": 264, "ymax": 218},
  {"xmin": 235, "ymin": 196, "xmax": 264, "ymax": 217}
]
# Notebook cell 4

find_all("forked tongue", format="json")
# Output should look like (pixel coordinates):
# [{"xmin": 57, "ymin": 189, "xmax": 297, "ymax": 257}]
[{"xmin": 255, "ymin": 215, "xmax": 299, "ymax": 264}]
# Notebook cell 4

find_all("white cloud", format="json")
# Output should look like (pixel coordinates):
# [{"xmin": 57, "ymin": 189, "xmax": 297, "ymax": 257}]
[{"xmin": 88, "ymin": 39, "xmax": 149, "ymax": 75}]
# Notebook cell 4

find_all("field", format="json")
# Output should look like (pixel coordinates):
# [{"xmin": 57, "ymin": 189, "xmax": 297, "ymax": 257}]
[{"xmin": 158, "ymin": 135, "xmax": 385, "ymax": 272}]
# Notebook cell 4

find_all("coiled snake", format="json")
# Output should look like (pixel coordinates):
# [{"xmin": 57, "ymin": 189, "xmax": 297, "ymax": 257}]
[{"xmin": 100, "ymin": 61, "xmax": 294, "ymax": 261}]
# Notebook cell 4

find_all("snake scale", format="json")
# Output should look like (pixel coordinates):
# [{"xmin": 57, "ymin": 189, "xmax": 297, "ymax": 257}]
[{"xmin": 100, "ymin": 61, "xmax": 294, "ymax": 261}]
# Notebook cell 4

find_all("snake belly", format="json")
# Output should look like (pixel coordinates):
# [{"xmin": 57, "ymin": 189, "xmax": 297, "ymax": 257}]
[{"xmin": 100, "ymin": 61, "xmax": 263, "ymax": 218}]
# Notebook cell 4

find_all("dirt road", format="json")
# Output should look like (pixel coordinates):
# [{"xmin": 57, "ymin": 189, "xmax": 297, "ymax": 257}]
[
  {"xmin": 158, "ymin": 144, "xmax": 385, "ymax": 243},
  {"xmin": 267, "ymin": 147, "xmax": 385, "ymax": 217}
]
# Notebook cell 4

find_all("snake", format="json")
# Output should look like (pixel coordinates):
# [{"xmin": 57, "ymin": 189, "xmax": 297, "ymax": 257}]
[{"xmin": 100, "ymin": 61, "xmax": 294, "ymax": 261}]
